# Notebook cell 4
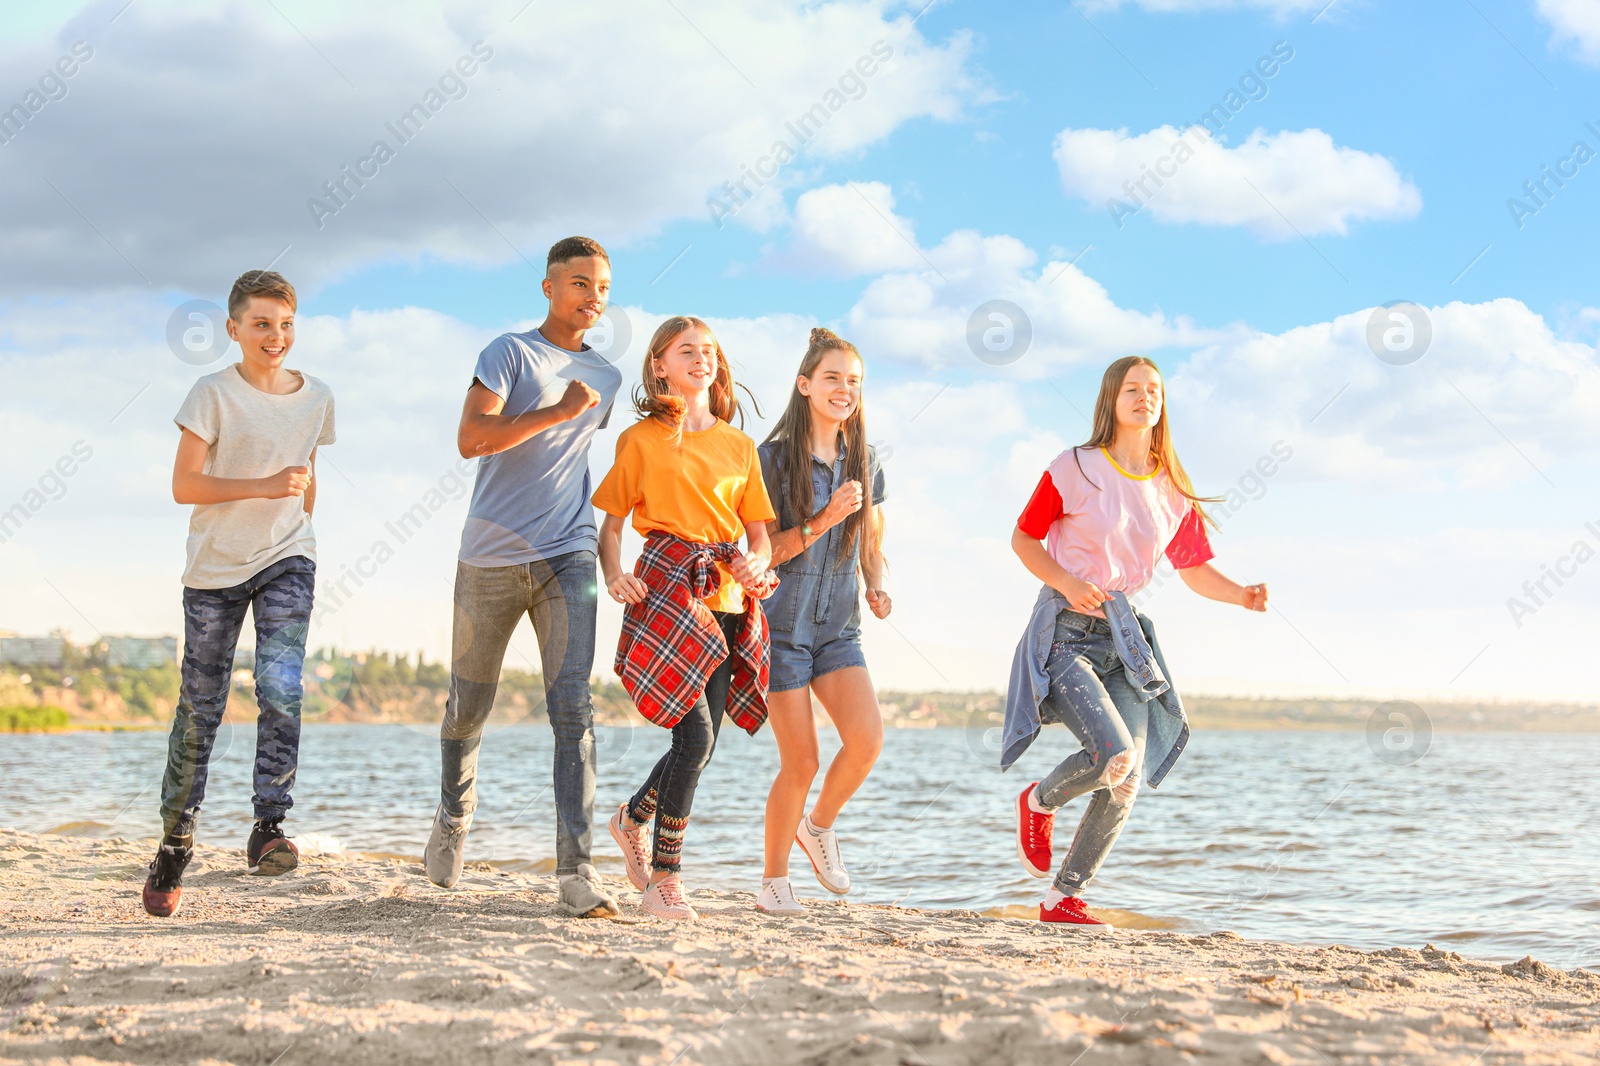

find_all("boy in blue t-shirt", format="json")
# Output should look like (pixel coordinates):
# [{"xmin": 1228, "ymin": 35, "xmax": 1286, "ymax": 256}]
[{"xmin": 425, "ymin": 236, "xmax": 624, "ymax": 917}]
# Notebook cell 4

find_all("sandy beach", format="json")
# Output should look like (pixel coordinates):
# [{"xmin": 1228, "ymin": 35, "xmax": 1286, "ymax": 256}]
[{"xmin": 1, "ymin": 828, "xmax": 1595, "ymax": 1066}]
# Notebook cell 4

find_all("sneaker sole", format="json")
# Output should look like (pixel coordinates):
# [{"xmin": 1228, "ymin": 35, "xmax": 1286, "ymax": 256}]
[
  {"xmin": 1040, "ymin": 919, "xmax": 1116, "ymax": 932},
  {"xmin": 141, "ymin": 885, "xmax": 182, "ymax": 918},
  {"xmin": 755, "ymin": 903, "xmax": 805, "ymax": 916},
  {"xmin": 248, "ymin": 841, "xmax": 299, "ymax": 877},
  {"xmin": 795, "ymin": 831, "xmax": 850, "ymax": 895},
  {"xmin": 1016, "ymin": 790, "xmax": 1051, "ymax": 879},
  {"xmin": 608, "ymin": 812, "xmax": 651, "ymax": 892}
]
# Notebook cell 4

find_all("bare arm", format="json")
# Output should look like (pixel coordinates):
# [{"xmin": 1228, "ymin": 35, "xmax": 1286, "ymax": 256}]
[
  {"xmin": 303, "ymin": 449, "xmax": 317, "ymax": 515},
  {"xmin": 457, "ymin": 379, "xmax": 599, "ymax": 459},
  {"xmin": 765, "ymin": 479, "xmax": 864, "ymax": 567},
  {"xmin": 1010, "ymin": 526, "xmax": 1108, "ymax": 615},
  {"xmin": 599, "ymin": 512, "xmax": 649, "ymax": 604},
  {"xmin": 172, "ymin": 428, "xmax": 308, "ymax": 505},
  {"xmin": 1178, "ymin": 562, "xmax": 1268, "ymax": 611},
  {"xmin": 731, "ymin": 520, "xmax": 773, "ymax": 588},
  {"xmin": 862, "ymin": 505, "xmax": 891, "ymax": 619}
]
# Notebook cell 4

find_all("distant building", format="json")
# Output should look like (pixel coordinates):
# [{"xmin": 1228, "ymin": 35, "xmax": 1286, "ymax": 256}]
[
  {"xmin": 104, "ymin": 635, "xmax": 178, "ymax": 670},
  {"xmin": 0, "ymin": 634, "xmax": 67, "ymax": 668}
]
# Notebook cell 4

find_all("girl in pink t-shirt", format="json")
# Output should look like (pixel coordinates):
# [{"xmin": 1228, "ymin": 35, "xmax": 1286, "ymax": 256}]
[{"xmin": 1011, "ymin": 356, "xmax": 1267, "ymax": 928}]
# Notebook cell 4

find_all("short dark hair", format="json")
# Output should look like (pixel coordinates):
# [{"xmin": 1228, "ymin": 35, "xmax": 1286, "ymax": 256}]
[
  {"xmin": 546, "ymin": 236, "xmax": 609, "ymax": 272},
  {"xmin": 227, "ymin": 270, "xmax": 296, "ymax": 320}
]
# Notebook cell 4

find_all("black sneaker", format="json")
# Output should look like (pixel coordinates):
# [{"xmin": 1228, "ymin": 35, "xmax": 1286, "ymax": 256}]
[
  {"xmin": 142, "ymin": 826, "xmax": 194, "ymax": 917},
  {"xmin": 247, "ymin": 817, "xmax": 299, "ymax": 876}
]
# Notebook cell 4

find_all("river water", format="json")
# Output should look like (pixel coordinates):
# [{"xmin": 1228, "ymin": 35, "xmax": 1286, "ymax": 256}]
[{"xmin": 4, "ymin": 724, "xmax": 1596, "ymax": 968}]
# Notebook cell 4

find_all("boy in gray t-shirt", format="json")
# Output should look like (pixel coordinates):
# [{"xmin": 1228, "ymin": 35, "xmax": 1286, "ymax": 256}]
[
  {"xmin": 143, "ymin": 270, "xmax": 335, "ymax": 918},
  {"xmin": 424, "ymin": 236, "xmax": 624, "ymax": 919}
]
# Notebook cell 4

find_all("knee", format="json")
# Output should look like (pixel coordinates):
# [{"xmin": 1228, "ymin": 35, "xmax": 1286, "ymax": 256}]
[
  {"xmin": 675, "ymin": 729, "xmax": 716, "ymax": 771},
  {"xmin": 1109, "ymin": 770, "xmax": 1141, "ymax": 808},
  {"xmin": 846, "ymin": 729, "xmax": 883, "ymax": 768},
  {"xmin": 1096, "ymin": 743, "xmax": 1136, "ymax": 789},
  {"xmin": 782, "ymin": 750, "xmax": 820, "ymax": 782}
]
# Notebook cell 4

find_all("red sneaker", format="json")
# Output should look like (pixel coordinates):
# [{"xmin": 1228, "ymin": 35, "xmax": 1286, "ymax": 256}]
[
  {"xmin": 1040, "ymin": 895, "xmax": 1114, "ymax": 929},
  {"xmin": 1016, "ymin": 782, "xmax": 1053, "ymax": 878}
]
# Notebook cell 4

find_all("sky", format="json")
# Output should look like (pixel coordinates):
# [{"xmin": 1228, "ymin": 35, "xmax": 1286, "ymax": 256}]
[{"xmin": 2, "ymin": 0, "xmax": 1598, "ymax": 702}]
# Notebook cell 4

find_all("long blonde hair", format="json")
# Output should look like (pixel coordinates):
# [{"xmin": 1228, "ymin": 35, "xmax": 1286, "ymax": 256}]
[
  {"xmin": 763, "ymin": 328, "xmax": 882, "ymax": 567},
  {"xmin": 1077, "ymin": 355, "xmax": 1218, "ymax": 525},
  {"xmin": 632, "ymin": 315, "xmax": 752, "ymax": 430}
]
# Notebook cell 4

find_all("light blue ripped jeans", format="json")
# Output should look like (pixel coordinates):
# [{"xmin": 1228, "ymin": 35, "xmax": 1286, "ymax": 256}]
[{"xmin": 1035, "ymin": 608, "xmax": 1151, "ymax": 897}]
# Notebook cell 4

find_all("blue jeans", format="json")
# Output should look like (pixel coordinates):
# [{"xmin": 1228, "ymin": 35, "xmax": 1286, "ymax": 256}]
[
  {"xmin": 441, "ymin": 551, "xmax": 598, "ymax": 876},
  {"xmin": 1036, "ymin": 609, "xmax": 1152, "ymax": 896},
  {"xmin": 159, "ymin": 555, "xmax": 316, "ymax": 837}
]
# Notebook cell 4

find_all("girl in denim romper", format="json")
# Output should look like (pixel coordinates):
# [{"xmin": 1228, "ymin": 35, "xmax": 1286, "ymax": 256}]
[
  {"xmin": 753, "ymin": 328, "xmax": 889, "ymax": 916},
  {"xmin": 1010, "ymin": 356, "xmax": 1269, "ymax": 928}
]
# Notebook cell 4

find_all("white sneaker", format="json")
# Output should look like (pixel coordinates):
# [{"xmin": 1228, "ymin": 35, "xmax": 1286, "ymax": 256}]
[
  {"xmin": 640, "ymin": 874, "xmax": 698, "ymax": 920},
  {"xmin": 608, "ymin": 803, "xmax": 651, "ymax": 892},
  {"xmin": 795, "ymin": 815, "xmax": 851, "ymax": 894},
  {"xmin": 756, "ymin": 876, "xmax": 805, "ymax": 916}
]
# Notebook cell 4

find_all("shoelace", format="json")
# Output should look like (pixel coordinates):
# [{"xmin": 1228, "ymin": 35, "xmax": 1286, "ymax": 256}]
[
  {"xmin": 1027, "ymin": 806, "xmax": 1054, "ymax": 851},
  {"xmin": 622, "ymin": 822, "xmax": 651, "ymax": 870},
  {"xmin": 766, "ymin": 879, "xmax": 798, "ymax": 908},
  {"xmin": 655, "ymin": 877, "xmax": 687, "ymax": 908}
]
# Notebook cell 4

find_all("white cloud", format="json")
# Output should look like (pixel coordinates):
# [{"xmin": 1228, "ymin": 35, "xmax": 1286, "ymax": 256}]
[
  {"xmin": 773, "ymin": 181, "xmax": 927, "ymax": 275},
  {"xmin": 0, "ymin": 0, "xmax": 977, "ymax": 294},
  {"xmin": 1538, "ymin": 0, "xmax": 1600, "ymax": 63},
  {"xmin": 1169, "ymin": 297, "xmax": 1600, "ymax": 490},
  {"xmin": 1053, "ymin": 126, "xmax": 1422, "ymax": 238},
  {"xmin": 837, "ymin": 216, "xmax": 1228, "ymax": 371}
]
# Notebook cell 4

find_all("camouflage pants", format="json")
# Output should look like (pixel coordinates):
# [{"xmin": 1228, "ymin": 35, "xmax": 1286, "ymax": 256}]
[{"xmin": 159, "ymin": 555, "xmax": 315, "ymax": 837}]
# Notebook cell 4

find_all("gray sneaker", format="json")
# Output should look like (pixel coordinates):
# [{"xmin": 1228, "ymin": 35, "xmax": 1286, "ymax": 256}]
[
  {"xmin": 558, "ymin": 863, "xmax": 620, "ymax": 918},
  {"xmin": 424, "ymin": 805, "xmax": 470, "ymax": 888}
]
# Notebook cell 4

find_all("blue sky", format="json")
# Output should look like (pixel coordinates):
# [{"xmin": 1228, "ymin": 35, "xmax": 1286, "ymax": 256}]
[{"xmin": 2, "ymin": 0, "xmax": 1599, "ymax": 701}]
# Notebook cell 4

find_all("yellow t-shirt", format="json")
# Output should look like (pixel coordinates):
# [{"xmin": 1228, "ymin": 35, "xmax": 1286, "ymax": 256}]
[{"xmin": 592, "ymin": 415, "xmax": 777, "ymax": 613}]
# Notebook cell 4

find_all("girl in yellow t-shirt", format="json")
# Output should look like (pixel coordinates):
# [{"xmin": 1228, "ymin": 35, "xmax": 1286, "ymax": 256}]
[{"xmin": 592, "ymin": 315, "xmax": 776, "ymax": 920}]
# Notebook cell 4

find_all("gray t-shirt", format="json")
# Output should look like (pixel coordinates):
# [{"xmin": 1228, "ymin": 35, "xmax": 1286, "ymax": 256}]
[
  {"xmin": 174, "ymin": 365, "xmax": 337, "ymax": 589},
  {"xmin": 458, "ymin": 329, "xmax": 622, "ymax": 567}
]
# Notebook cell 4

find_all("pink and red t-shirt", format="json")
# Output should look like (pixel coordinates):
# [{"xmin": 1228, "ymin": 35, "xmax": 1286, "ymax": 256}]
[{"xmin": 1016, "ymin": 447, "xmax": 1213, "ymax": 616}]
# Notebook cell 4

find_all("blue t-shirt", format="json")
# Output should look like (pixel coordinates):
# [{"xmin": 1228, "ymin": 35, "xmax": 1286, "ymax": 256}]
[{"xmin": 457, "ymin": 329, "xmax": 623, "ymax": 566}]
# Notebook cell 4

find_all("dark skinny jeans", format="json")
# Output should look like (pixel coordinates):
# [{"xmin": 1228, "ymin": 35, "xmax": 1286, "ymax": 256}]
[{"xmin": 626, "ymin": 610, "xmax": 740, "ymax": 872}]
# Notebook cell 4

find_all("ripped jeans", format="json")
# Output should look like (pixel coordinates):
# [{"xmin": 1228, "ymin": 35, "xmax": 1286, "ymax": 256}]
[{"xmin": 1035, "ymin": 608, "xmax": 1152, "ymax": 897}]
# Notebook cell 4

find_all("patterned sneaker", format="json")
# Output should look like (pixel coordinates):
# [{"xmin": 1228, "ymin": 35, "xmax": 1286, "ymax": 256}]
[
  {"xmin": 246, "ymin": 818, "xmax": 299, "ymax": 876},
  {"xmin": 424, "ymin": 805, "xmax": 470, "ymax": 888},
  {"xmin": 640, "ymin": 874, "xmax": 698, "ymax": 920},
  {"xmin": 141, "ymin": 827, "xmax": 193, "ymax": 917},
  {"xmin": 1040, "ymin": 895, "xmax": 1114, "ymax": 930},
  {"xmin": 608, "ymin": 803, "xmax": 652, "ymax": 892},
  {"xmin": 756, "ymin": 876, "xmax": 805, "ymax": 916},
  {"xmin": 1016, "ymin": 782, "xmax": 1053, "ymax": 878},
  {"xmin": 795, "ymin": 815, "xmax": 850, "ymax": 894}
]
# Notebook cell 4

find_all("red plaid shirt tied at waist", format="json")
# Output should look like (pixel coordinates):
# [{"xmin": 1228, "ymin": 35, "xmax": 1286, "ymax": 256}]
[{"xmin": 614, "ymin": 532, "xmax": 780, "ymax": 735}]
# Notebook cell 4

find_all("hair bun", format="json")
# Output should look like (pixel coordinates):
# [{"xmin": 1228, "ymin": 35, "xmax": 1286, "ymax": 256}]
[{"xmin": 809, "ymin": 327, "xmax": 838, "ymax": 344}]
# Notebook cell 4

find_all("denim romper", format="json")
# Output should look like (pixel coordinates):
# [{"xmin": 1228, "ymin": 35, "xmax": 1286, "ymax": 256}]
[{"xmin": 757, "ymin": 437, "xmax": 886, "ymax": 692}]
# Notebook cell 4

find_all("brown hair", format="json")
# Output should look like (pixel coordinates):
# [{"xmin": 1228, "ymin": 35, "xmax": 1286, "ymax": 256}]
[
  {"xmin": 547, "ymin": 236, "xmax": 609, "ymax": 271},
  {"xmin": 1076, "ymin": 355, "xmax": 1219, "ymax": 526},
  {"xmin": 633, "ymin": 316, "xmax": 753, "ymax": 431},
  {"xmin": 763, "ymin": 328, "xmax": 882, "ymax": 567},
  {"xmin": 227, "ymin": 270, "xmax": 296, "ymax": 320}
]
